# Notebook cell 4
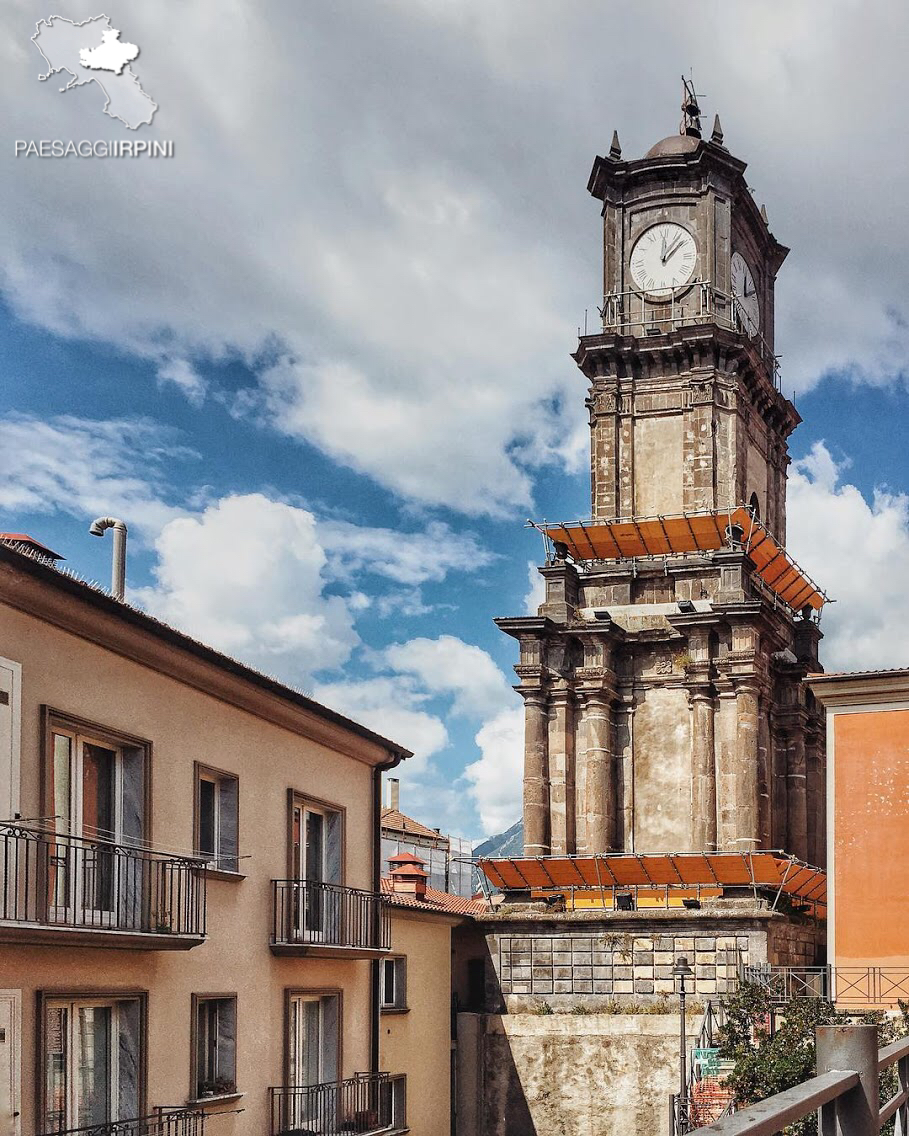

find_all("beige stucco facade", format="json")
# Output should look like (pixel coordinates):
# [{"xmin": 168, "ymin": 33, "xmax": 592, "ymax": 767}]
[
  {"xmin": 380, "ymin": 907, "xmax": 459, "ymax": 1136},
  {"xmin": 0, "ymin": 544, "xmax": 409, "ymax": 1135}
]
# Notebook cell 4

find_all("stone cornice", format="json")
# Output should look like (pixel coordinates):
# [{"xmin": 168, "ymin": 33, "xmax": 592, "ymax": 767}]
[{"xmin": 807, "ymin": 670, "xmax": 909, "ymax": 708}]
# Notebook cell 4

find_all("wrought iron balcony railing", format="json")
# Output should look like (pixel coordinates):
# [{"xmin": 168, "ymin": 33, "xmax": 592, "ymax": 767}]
[
  {"xmin": 270, "ymin": 880, "xmax": 390, "ymax": 957},
  {"xmin": 39, "ymin": 1106, "xmax": 207, "ymax": 1136},
  {"xmin": 0, "ymin": 823, "xmax": 206, "ymax": 946},
  {"xmin": 269, "ymin": 1073, "xmax": 406, "ymax": 1136}
]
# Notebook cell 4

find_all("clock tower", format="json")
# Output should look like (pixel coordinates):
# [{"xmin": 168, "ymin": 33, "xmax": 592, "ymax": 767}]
[{"xmin": 497, "ymin": 94, "xmax": 827, "ymax": 868}]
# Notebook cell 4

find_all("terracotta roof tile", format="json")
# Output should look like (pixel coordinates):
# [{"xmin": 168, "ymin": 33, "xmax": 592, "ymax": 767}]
[
  {"xmin": 380, "ymin": 807, "xmax": 447, "ymax": 843},
  {"xmin": 380, "ymin": 877, "xmax": 488, "ymax": 917}
]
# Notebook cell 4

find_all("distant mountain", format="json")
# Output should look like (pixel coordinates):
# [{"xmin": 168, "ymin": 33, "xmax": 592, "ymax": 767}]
[{"xmin": 473, "ymin": 819, "xmax": 523, "ymax": 859}]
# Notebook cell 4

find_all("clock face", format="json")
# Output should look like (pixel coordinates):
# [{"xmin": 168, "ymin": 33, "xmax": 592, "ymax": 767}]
[
  {"xmin": 629, "ymin": 222, "xmax": 697, "ymax": 298},
  {"xmin": 731, "ymin": 251, "xmax": 760, "ymax": 336}
]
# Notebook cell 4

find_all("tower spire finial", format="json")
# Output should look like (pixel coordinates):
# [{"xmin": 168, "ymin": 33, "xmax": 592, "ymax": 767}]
[
  {"xmin": 609, "ymin": 130, "xmax": 622, "ymax": 160},
  {"xmin": 711, "ymin": 113, "xmax": 724, "ymax": 147},
  {"xmin": 680, "ymin": 74, "xmax": 702, "ymax": 139}
]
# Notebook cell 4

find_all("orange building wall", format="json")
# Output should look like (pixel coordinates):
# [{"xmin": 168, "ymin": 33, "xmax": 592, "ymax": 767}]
[{"xmin": 832, "ymin": 707, "xmax": 909, "ymax": 969}]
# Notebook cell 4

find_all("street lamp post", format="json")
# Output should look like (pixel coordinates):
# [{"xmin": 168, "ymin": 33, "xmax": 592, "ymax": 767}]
[{"xmin": 672, "ymin": 956, "xmax": 694, "ymax": 1135}]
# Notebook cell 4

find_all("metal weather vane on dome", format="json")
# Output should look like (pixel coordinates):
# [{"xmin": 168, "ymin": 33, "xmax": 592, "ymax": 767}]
[{"xmin": 680, "ymin": 74, "xmax": 702, "ymax": 138}]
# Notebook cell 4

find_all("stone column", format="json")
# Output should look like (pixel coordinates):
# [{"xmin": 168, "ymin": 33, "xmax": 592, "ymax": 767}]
[
  {"xmin": 616, "ymin": 694, "xmax": 635, "ymax": 852},
  {"xmin": 758, "ymin": 708, "xmax": 773, "ymax": 849},
  {"xmin": 548, "ymin": 689, "xmax": 576, "ymax": 855},
  {"xmin": 523, "ymin": 692, "xmax": 550, "ymax": 857},
  {"xmin": 689, "ymin": 686, "xmax": 717, "ymax": 850},
  {"xmin": 733, "ymin": 680, "xmax": 760, "ymax": 850},
  {"xmin": 787, "ymin": 727, "xmax": 809, "ymax": 862},
  {"xmin": 582, "ymin": 693, "xmax": 616, "ymax": 853},
  {"xmin": 771, "ymin": 728, "xmax": 789, "ymax": 850}
]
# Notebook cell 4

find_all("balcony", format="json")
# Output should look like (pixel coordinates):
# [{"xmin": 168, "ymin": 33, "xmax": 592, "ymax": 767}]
[
  {"xmin": 269, "ymin": 1073, "xmax": 406, "ymax": 1136},
  {"xmin": 0, "ymin": 823, "xmax": 207, "ymax": 949},
  {"xmin": 270, "ymin": 880, "xmax": 390, "ymax": 959},
  {"xmin": 39, "ymin": 1107, "xmax": 207, "ymax": 1136}
]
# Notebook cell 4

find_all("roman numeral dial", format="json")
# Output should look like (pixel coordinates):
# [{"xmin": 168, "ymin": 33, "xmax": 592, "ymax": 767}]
[
  {"xmin": 731, "ymin": 251, "xmax": 760, "ymax": 336},
  {"xmin": 629, "ymin": 222, "xmax": 697, "ymax": 298}
]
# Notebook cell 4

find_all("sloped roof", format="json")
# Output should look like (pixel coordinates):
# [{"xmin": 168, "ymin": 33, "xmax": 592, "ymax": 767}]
[
  {"xmin": 380, "ymin": 877, "xmax": 488, "ymax": 917},
  {"xmin": 381, "ymin": 807, "xmax": 447, "ymax": 843},
  {"xmin": 0, "ymin": 540, "xmax": 410, "ymax": 763}
]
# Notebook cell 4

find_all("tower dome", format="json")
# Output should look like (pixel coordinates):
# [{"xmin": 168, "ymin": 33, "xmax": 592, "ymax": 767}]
[{"xmin": 644, "ymin": 133, "xmax": 702, "ymax": 159}]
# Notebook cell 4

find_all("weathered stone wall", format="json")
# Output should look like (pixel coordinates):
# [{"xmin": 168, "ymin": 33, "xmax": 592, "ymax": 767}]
[
  {"xmin": 480, "ymin": 905, "xmax": 824, "ymax": 1012},
  {"xmin": 456, "ymin": 1011, "xmax": 695, "ymax": 1136}
]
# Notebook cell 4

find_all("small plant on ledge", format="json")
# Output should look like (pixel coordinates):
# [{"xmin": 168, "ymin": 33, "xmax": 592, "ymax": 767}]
[
  {"xmin": 154, "ymin": 906, "xmax": 174, "ymax": 933},
  {"xmin": 199, "ymin": 1077, "xmax": 236, "ymax": 1097}
]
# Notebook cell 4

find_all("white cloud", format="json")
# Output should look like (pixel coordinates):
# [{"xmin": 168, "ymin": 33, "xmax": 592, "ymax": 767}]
[
  {"xmin": 320, "ymin": 517, "xmax": 494, "ymax": 586},
  {"xmin": 157, "ymin": 358, "xmax": 207, "ymax": 406},
  {"xmin": 523, "ymin": 559, "xmax": 545, "ymax": 615},
  {"xmin": 310, "ymin": 676, "xmax": 447, "ymax": 775},
  {"xmin": 133, "ymin": 494, "xmax": 359, "ymax": 683},
  {"xmin": 463, "ymin": 705, "xmax": 524, "ymax": 835},
  {"xmin": 384, "ymin": 634, "xmax": 513, "ymax": 719},
  {"xmin": 0, "ymin": 413, "xmax": 190, "ymax": 537},
  {"xmin": 788, "ymin": 442, "xmax": 909, "ymax": 671}
]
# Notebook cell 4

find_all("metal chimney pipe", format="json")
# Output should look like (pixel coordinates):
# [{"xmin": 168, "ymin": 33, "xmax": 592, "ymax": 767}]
[
  {"xmin": 89, "ymin": 517, "xmax": 128, "ymax": 600},
  {"xmin": 388, "ymin": 777, "xmax": 400, "ymax": 811}
]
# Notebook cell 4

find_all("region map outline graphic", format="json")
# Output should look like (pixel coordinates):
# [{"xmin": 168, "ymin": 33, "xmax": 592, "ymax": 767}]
[{"xmin": 32, "ymin": 13, "xmax": 158, "ymax": 130}]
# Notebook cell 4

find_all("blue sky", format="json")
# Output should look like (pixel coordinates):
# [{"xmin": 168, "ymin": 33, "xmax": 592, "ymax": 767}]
[{"xmin": 4, "ymin": 2, "xmax": 909, "ymax": 838}]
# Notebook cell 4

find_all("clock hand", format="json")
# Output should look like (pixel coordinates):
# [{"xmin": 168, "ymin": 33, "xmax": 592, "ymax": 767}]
[
  {"xmin": 664, "ymin": 235, "xmax": 685, "ymax": 262},
  {"xmin": 660, "ymin": 231, "xmax": 668, "ymax": 263}
]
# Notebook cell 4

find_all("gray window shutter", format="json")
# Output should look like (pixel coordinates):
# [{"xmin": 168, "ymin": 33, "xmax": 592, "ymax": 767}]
[
  {"xmin": 121, "ymin": 747, "xmax": 145, "ymax": 844},
  {"xmin": 326, "ymin": 811, "xmax": 342, "ymax": 884},
  {"xmin": 120, "ymin": 748, "xmax": 145, "ymax": 928},
  {"xmin": 322, "ymin": 996, "xmax": 339, "ymax": 1083},
  {"xmin": 217, "ymin": 999, "xmax": 237, "ymax": 1085},
  {"xmin": 218, "ymin": 779, "xmax": 239, "ymax": 872},
  {"xmin": 117, "ymin": 999, "xmax": 141, "ymax": 1118}
]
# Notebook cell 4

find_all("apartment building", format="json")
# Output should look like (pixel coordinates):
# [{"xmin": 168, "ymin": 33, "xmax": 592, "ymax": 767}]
[
  {"xmin": 809, "ymin": 668, "xmax": 909, "ymax": 1008},
  {"xmin": 0, "ymin": 538, "xmax": 410, "ymax": 1136},
  {"xmin": 379, "ymin": 853, "xmax": 488, "ymax": 1136}
]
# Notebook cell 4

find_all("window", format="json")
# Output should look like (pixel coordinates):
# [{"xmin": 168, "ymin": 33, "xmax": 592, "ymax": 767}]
[
  {"xmin": 192, "ymin": 996, "xmax": 237, "ymax": 1099},
  {"xmin": 466, "ymin": 958, "xmax": 486, "ymax": 1011},
  {"xmin": 380, "ymin": 957, "xmax": 407, "ymax": 1011},
  {"xmin": 43, "ymin": 713, "xmax": 149, "ymax": 922},
  {"xmin": 194, "ymin": 765, "xmax": 239, "ymax": 873},
  {"xmin": 44, "ymin": 714, "xmax": 148, "ymax": 847},
  {"xmin": 289, "ymin": 796, "xmax": 343, "ymax": 939},
  {"xmin": 41, "ymin": 993, "xmax": 144, "ymax": 1131},
  {"xmin": 287, "ymin": 992, "xmax": 339, "ymax": 1088}
]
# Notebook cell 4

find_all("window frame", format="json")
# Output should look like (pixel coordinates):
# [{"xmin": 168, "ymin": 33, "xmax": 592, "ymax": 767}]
[
  {"xmin": 189, "ymin": 993, "xmax": 240, "ymax": 1103},
  {"xmin": 193, "ymin": 762, "xmax": 242, "ymax": 880},
  {"xmin": 286, "ymin": 790, "xmax": 346, "ymax": 885},
  {"xmin": 36, "ymin": 988, "xmax": 148, "ymax": 1133},
  {"xmin": 40, "ymin": 708, "xmax": 152, "ymax": 844},
  {"xmin": 282, "ymin": 987, "xmax": 343, "ymax": 1091},
  {"xmin": 379, "ymin": 956, "xmax": 408, "ymax": 1013}
]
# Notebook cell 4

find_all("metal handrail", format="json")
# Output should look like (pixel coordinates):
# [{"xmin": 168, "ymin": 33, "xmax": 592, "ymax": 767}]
[
  {"xmin": 38, "ymin": 1107, "xmax": 207, "ymax": 1136},
  {"xmin": 593, "ymin": 279, "xmax": 781, "ymax": 389},
  {"xmin": 693, "ymin": 1069, "xmax": 860, "ymax": 1136},
  {"xmin": 737, "ymin": 962, "xmax": 909, "ymax": 1007},
  {"xmin": 689, "ymin": 1025, "xmax": 909, "ymax": 1136},
  {"xmin": 271, "ymin": 879, "xmax": 390, "ymax": 951},
  {"xmin": 0, "ymin": 823, "xmax": 206, "ymax": 938}
]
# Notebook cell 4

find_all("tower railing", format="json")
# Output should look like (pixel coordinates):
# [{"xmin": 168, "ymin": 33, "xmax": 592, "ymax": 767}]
[{"xmin": 593, "ymin": 280, "xmax": 781, "ymax": 390}]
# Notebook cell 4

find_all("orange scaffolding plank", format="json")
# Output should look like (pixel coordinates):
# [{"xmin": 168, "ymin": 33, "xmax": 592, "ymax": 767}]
[{"xmin": 542, "ymin": 508, "xmax": 827, "ymax": 611}]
